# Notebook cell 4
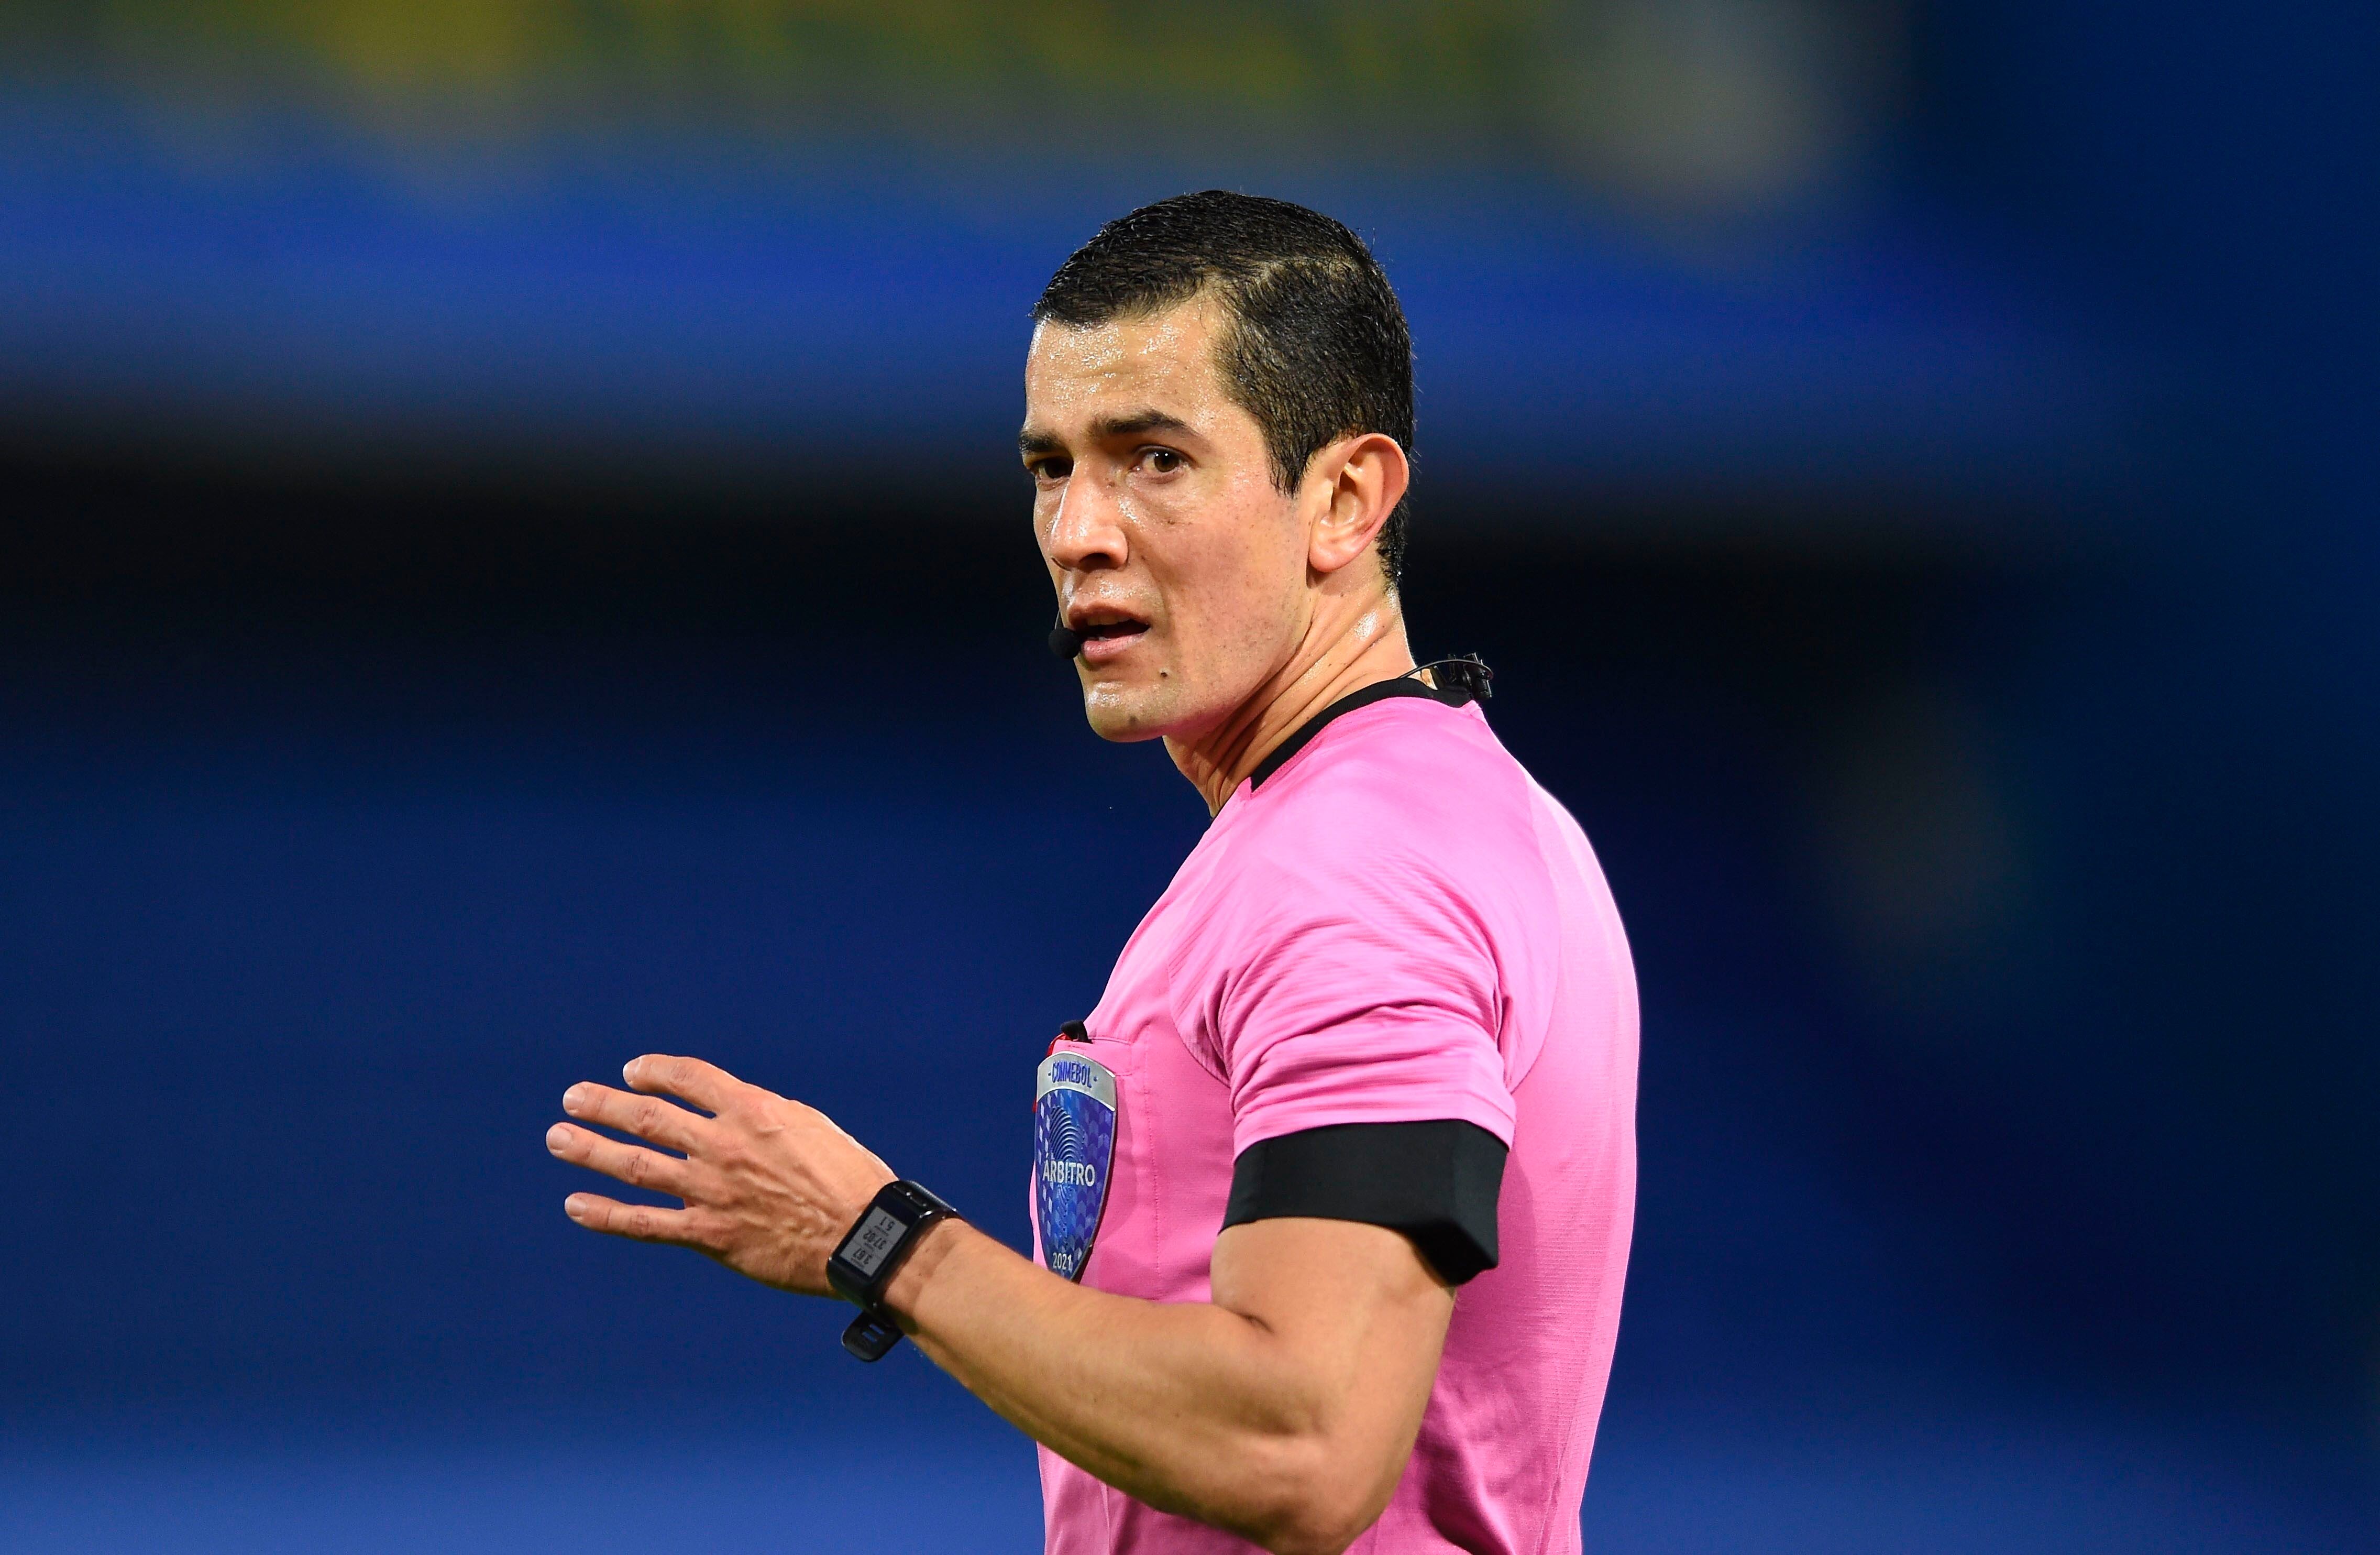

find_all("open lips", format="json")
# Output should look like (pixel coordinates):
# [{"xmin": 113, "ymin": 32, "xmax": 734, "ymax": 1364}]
[{"xmin": 1068, "ymin": 609, "xmax": 1150, "ymax": 662}]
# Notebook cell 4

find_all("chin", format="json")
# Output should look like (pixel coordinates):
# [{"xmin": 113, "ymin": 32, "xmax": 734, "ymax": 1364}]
[{"xmin": 1079, "ymin": 680, "xmax": 1180, "ymax": 743}]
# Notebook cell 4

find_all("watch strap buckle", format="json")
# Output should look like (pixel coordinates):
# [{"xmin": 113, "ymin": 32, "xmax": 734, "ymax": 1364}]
[{"xmin": 840, "ymin": 1307, "xmax": 903, "ymax": 1363}]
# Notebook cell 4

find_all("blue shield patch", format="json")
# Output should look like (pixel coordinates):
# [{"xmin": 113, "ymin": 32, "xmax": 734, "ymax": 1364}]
[{"xmin": 1034, "ymin": 1047, "xmax": 1117, "ymax": 1281}]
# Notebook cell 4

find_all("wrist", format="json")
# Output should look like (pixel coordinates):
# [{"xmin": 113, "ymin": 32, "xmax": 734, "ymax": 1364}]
[
  {"xmin": 878, "ymin": 1215, "xmax": 965, "ymax": 1324},
  {"xmin": 825, "ymin": 1179, "xmax": 962, "ymax": 1361}
]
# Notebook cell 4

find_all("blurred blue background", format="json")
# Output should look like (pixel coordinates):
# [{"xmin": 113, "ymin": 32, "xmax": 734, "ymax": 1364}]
[{"xmin": 1, "ymin": 3, "xmax": 2373, "ymax": 1550}]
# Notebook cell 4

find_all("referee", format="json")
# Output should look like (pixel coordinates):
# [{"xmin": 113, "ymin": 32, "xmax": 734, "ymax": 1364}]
[{"xmin": 547, "ymin": 192, "xmax": 1638, "ymax": 1555}]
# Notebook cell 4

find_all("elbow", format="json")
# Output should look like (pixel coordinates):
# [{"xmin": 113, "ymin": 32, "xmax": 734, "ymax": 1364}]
[
  {"xmin": 1235, "ymin": 1439, "xmax": 1400, "ymax": 1555},
  {"xmin": 1255, "ymin": 1502, "xmax": 1380, "ymax": 1555},
  {"xmin": 1260, "ymin": 1519, "xmax": 1371, "ymax": 1555}
]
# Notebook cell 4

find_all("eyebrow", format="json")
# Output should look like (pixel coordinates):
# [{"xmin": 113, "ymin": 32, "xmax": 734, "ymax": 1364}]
[
  {"xmin": 1090, "ymin": 409, "xmax": 1193, "ymax": 441},
  {"xmin": 1018, "ymin": 408, "xmax": 1195, "ymax": 459}
]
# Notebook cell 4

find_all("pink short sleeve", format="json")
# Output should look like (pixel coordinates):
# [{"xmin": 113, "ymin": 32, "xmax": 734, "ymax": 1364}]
[{"xmin": 1179, "ymin": 845, "xmax": 1518, "ymax": 1159}]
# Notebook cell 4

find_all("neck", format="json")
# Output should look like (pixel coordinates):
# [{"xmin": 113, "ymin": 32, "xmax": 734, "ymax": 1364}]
[{"xmin": 1166, "ymin": 593, "xmax": 1417, "ymax": 816}]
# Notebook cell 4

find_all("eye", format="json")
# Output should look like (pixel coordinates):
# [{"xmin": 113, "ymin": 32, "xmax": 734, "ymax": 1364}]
[
  {"xmin": 1028, "ymin": 455, "xmax": 1072, "ymax": 483},
  {"xmin": 1139, "ymin": 447, "xmax": 1184, "ymax": 475}
]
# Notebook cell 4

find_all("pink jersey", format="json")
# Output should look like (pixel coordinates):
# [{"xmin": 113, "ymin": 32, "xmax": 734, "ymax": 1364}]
[{"xmin": 1031, "ymin": 690, "xmax": 1638, "ymax": 1554}]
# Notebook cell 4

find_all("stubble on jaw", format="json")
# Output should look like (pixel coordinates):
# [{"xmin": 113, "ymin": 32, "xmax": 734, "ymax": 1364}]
[
  {"xmin": 1030, "ymin": 298, "xmax": 1310, "ymax": 752},
  {"xmin": 1081, "ymin": 664, "xmax": 1182, "ymax": 743}
]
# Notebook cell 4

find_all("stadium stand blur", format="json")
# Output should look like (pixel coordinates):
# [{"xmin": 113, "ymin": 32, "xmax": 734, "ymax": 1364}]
[{"xmin": 2, "ymin": 4, "xmax": 2372, "ymax": 1550}]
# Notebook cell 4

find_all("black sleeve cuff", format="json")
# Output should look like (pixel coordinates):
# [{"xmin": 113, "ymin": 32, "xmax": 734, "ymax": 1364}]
[{"xmin": 1221, "ymin": 1120, "xmax": 1508, "ymax": 1285}]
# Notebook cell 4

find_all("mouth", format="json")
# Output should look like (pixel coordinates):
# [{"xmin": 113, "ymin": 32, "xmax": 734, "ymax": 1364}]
[{"xmin": 1065, "ymin": 606, "xmax": 1151, "ymax": 664}]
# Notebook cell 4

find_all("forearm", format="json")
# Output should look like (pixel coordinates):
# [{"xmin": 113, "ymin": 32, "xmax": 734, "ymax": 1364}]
[
  {"xmin": 546, "ymin": 1058, "xmax": 1444, "ymax": 1551},
  {"xmin": 885, "ymin": 1222, "xmax": 1336, "ymax": 1538}
]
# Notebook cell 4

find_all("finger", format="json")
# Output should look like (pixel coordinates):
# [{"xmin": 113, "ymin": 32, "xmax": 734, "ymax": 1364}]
[
  {"xmin": 563, "ymin": 1192, "xmax": 709, "ymax": 1246},
  {"xmin": 561, "ymin": 1081, "xmax": 710, "ymax": 1152},
  {"xmin": 623, "ymin": 1053, "xmax": 747, "ymax": 1115},
  {"xmin": 546, "ymin": 1122, "xmax": 697, "ymax": 1199}
]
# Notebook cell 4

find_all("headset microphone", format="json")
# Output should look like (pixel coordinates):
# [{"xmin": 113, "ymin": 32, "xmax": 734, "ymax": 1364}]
[
  {"xmin": 1414, "ymin": 654, "xmax": 1494, "ymax": 703},
  {"xmin": 1049, "ymin": 618, "xmax": 1085, "ymax": 660}
]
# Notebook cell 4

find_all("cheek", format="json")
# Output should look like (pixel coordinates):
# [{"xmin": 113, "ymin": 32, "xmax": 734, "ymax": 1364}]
[
  {"xmin": 1225, "ymin": 487, "xmax": 1311, "ymax": 610},
  {"xmin": 1135, "ymin": 470, "xmax": 1305, "ymax": 654},
  {"xmin": 1166, "ymin": 538, "xmax": 1303, "ymax": 666}
]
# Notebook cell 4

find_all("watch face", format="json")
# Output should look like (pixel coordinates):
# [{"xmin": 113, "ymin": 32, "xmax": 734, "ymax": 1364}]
[{"xmin": 842, "ymin": 1204, "xmax": 909, "ymax": 1281}]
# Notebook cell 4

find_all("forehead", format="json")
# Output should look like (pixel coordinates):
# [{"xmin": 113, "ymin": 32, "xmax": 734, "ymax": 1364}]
[{"xmin": 1023, "ymin": 297, "xmax": 1231, "ymax": 429}]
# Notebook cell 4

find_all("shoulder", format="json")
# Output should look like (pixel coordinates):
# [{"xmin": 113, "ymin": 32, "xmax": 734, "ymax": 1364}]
[
  {"xmin": 1236, "ymin": 696, "xmax": 1542, "ymax": 884},
  {"xmin": 1160, "ymin": 695, "xmax": 1559, "ymax": 989}
]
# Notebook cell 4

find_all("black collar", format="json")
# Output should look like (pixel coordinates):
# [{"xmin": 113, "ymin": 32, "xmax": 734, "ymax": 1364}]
[{"xmin": 1248, "ymin": 675, "xmax": 1473, "ymax": 790}]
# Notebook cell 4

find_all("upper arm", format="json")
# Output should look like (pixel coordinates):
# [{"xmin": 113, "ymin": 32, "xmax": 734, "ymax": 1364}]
[
  {"xmin": 1193, "ymin": 844, "xmax": 1518, "ymax": 1286},
  {"xmin": 1203, "ymin": 854, "xmax": 1515, "ymax": 1148},
  {"xmin": 1208, "ymin": 1216, "xmax": 1456, "ymax": 1548},
  {"xmin": 1170, "ymin": 796, "xmax": 1530, "ymax": 1548}
]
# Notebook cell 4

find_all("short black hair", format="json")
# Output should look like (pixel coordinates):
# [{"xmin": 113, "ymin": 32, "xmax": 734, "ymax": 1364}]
[{"xmin": 1033, "ymin": 191, "xmax": 1417, "ymax": 586}]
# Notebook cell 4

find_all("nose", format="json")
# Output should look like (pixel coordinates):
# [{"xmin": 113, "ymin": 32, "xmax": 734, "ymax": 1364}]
[{"xmin": 1044, "ymin": 465, "xmax": 1129, "ymax": 577}]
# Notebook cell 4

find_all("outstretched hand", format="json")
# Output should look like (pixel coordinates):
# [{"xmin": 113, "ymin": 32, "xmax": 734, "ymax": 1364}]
[{"xmin": 546, "ymin": 1054, "xmax": 896, "ymax": 1297}]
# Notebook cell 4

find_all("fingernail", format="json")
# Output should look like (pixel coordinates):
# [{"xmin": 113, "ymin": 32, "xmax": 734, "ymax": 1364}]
[
  {"xmin": 564, "ymin": 1197, "xmax": 586, "ymax": 1220},
  {"xmin": 547, "ymin": 1124, "xmax": 572, "ymax": 1151},
  {"xmin": 563, "ymin": 1084, "xmax": 590, "ymax": 1112}
]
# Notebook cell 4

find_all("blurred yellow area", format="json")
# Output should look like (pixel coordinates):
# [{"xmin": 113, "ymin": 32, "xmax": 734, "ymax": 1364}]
[
  {"xmin": 32, "ymin": 2, "xmax": 1529, "ymax": 114},
  {"xmin": 12, "ymin": 0, "xmax": 1902, "ymax": 202}
]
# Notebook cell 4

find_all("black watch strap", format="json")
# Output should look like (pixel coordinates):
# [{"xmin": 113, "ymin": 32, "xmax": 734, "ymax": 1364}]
[{"xmin": 826, "ymin": 1180, "xmax": 960, "ymax": 1362}]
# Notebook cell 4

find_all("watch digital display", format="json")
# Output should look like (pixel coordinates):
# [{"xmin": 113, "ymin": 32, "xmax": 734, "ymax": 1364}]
[{"xmin": 843, "ymin": 1206, "xmax": 908, "ymax": 1279}]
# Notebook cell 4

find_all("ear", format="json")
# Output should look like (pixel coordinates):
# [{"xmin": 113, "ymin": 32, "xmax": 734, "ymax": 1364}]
[{"xmin": 1303, "ymin": 432, "xmax": 1411, "ymax": 578}]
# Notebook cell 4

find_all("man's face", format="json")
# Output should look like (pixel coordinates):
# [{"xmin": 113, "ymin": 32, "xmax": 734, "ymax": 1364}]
[{"xmin": 1021, "ymin": 297, "xmax": 1312, "ymax": 743}]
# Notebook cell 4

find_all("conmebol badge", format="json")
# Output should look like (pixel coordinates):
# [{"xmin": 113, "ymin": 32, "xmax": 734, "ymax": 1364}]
[{"xmin": 1033, "ymin": 1045, "xmax": 1118, "ymax": 1281}]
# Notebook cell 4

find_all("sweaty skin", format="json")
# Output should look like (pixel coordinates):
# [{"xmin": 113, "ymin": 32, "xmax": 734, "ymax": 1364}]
[
  {"xmin": 1021, "ymin": 295, "xmax": 1420, "ymax": 815},
  {"xmin": 550, "ymin": 294, "xmax": 1444, "ymax": 1555}
]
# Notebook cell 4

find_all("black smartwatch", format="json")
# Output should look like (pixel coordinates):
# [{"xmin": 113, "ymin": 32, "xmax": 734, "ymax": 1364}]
[{"xmin": 826, "ymin": 1179, "xmax": 960, "ymax": 1362}]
